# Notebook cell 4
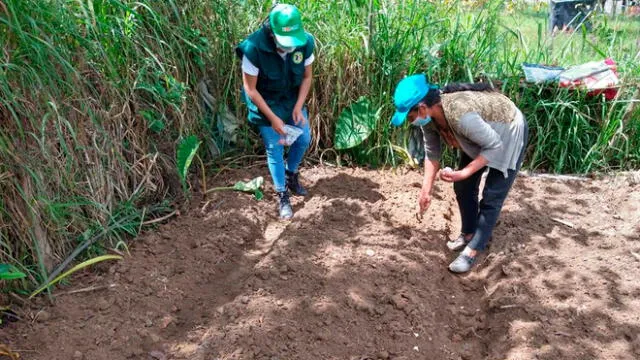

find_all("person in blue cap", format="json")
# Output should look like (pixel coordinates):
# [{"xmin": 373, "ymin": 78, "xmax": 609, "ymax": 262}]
[
  {"xmin": 235, "ymin": 4, "xmax": 315, "ymax": 220},
  {"xmin": 391, "ymin": 74, "xmax": 529, "ymax": 273}
]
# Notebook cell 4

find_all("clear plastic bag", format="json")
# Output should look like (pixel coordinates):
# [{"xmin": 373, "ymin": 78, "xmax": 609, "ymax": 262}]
[
  {"xmin": 522, "ymin": 63, "xmax": 565, "ymax": 83},
  {"xmin": 281, "ymin": 125, "xmax": 303, "ymax": 146}
]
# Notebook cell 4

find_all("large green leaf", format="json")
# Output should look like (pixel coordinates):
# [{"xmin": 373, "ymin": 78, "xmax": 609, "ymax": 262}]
[
  {"xmin": 208, "ymin": 176, "xmax": 264, "ymax": 200},
  {"xmin": 232, "ymin": 176, "xmax": 264, "ymax": 192},
  {"xmin": 233, "ymin": 176, "xmax": 264, "ymax": 200},
  {"xmin": 177, "ymin": 135, "xmax": 201, "ymax": 181},
  {"xmin": 334, "ymin": 97, "xmax": 380, "ymax": 150},
  {"xmin": 0, "ymin": 264, "xmax": 26, "ymax": 280}
]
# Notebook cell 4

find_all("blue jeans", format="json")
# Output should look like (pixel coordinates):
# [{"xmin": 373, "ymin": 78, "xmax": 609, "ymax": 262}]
[
  {"xmin": 454, "ymin": 123, "xmax": 529, "ymax": 251},
  {"xmin": 258, "ymin": 109, "xmax": 311, "ymax": 192}
]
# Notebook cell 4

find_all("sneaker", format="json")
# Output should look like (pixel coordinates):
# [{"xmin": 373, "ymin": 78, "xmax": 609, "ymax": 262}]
[
  {"xmin": 448, "ymin": 247, "xmax": 477, "ymax": 273},
  {"xmin": 447, "ymin": 233, "xmax": 469, "ymax": 251},
  {"xmin": 277, "ymin": 191, "xmax": 293, "ymax": 220},
  {"xmin": 286, "ymin": 170, "xmax": 308, "ymax": 196}
]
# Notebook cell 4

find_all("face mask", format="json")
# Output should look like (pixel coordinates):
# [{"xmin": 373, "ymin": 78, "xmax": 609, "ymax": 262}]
[
  {"xmin": 275, "ymin": 39, "xmax": 296, "ymax": 54},
  {"xmin": 278, "ymin": 46, "xmax": 296, "ymax": 54},
  {"xmin": 412, "ymin": 116, "xmax": 431, "ymax": 127}
]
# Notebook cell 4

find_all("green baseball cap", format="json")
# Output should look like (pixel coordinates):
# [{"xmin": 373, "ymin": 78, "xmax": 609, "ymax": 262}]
[
  {"xmin": 269, "ymin": 4, "xmax": 307, "ymax": 48},
  {"xmin": 390, "ymin": 74, "xmax": 437, "ymax": 126}
]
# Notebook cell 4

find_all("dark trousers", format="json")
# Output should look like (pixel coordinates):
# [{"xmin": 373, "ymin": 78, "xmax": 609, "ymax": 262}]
[{"xmin": 454, "ymin": 122, "xmax": 529, "ymax": 251}]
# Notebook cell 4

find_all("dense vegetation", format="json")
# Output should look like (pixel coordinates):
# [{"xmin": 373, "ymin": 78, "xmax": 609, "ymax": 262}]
[{"xmin": 1, "ymin": 0, "xmax": 638, "ymax": 292}]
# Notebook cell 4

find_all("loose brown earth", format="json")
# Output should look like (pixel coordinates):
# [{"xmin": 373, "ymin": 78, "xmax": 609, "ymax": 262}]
[{"xmin": 3, "ymin": 166, "xmax": 640, "ymax": 360}]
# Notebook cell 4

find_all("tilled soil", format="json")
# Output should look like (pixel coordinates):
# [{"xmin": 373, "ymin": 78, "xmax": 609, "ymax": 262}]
[{"xmin": 3, "ymin": 166, "xmax": 640, "ymax": 360}]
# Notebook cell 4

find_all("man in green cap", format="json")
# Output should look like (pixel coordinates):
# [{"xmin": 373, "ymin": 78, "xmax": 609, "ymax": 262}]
[{"xmin": 235, "ymin": 4, "xmax": 315, "ymax": 220}]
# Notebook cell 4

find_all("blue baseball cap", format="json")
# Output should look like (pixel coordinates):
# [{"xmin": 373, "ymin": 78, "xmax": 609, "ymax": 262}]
[{"xmin": 390, "ymin": 74, "xmax": 436, "ymax": 127}]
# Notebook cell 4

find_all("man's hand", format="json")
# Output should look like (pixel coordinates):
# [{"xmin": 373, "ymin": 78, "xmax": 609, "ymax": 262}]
[
  {"xmin": 418, "ymin": 188, "xmax": 432, "ymax": 215},
  {"xmin": 271, "ymin": 116, "xmax": 286, "ymax": 135},
  {"xmin": 440, "ymin": 168, "xmax": 470, "ymax": 183},
  {"xmin": 292, "ymin": 106, "xmax": 306, "ymax": 125}
]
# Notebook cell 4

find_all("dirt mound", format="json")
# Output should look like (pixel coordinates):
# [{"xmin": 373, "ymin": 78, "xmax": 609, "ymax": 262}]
[{"xmin": 4, "ymin": 167, "xmax": 640, "ymax": 359}]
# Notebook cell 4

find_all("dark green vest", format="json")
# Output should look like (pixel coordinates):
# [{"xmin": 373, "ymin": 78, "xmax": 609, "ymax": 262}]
[{"xmin": 235, "ymin": 26, "xmax": 315, "ymax": 126}]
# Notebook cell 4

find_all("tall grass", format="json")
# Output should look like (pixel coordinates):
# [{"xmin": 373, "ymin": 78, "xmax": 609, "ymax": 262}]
[
  {"xmin": 0, "ymin": 0, "xmax": 638, "ymax": 292},
  {"xmin": 0, "ymin": 0, "xmax": 223, "ymax": 292}
]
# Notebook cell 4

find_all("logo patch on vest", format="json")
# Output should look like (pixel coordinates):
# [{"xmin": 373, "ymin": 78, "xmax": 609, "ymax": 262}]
[{"xmin": 293, "ymin": 51, "xmax": 303, "ymax": 64}]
